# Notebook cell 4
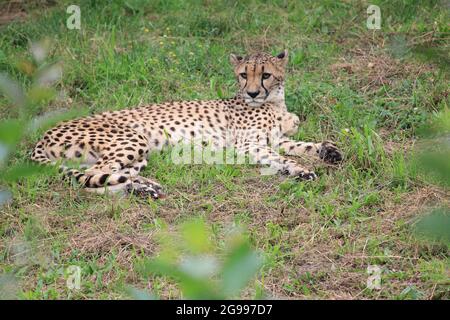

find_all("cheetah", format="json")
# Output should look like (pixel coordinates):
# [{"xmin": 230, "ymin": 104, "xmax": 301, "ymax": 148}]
[{"xmin": 31, "ymin": 50, "xmax": 342, "ymax": 199}]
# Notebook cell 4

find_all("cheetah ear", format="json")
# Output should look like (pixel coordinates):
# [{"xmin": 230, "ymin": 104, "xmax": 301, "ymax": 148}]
[
  {"xmin": 274, "ymin": 50, "xmax": 288, "ymax": 67},
  {"xmin": 230, "ymin": 53, "xmax": 243, "ymax": 67}
]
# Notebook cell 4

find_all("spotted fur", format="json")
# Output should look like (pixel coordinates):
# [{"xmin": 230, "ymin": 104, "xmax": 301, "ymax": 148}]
[{"xmin": 31, "ymin": 51, "xmax": 342, "ymax": 198}]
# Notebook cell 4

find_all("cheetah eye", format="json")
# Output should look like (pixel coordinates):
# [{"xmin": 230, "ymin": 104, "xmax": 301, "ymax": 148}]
[
  {"xmin": 262, "ymin": 73, "xmax": 271, "ymax": 80},
  {"xmin": 239, "ymin": 73, "xmax": 247, "ymax": 79}
]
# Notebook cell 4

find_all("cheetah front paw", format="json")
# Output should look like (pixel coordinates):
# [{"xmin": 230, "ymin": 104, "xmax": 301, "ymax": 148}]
[
  {"xmin": 294, "ymin": 171, "xmax": 317, "ymax": 181},
  {"xmin": 319, "ymin": 141, "xmax": 343, "ymax": 164},
  {"xmin": 280, "ymin": 168, "xmax": 317, "ymax": 181},
  {"xmin": 125, "ymin": 178, "xmax": 165, "ymax": 199}
]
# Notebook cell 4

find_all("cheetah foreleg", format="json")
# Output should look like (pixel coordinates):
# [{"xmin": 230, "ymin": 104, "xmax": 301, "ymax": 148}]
[
  {"xmin": 241, "ymin": 144, "xmax": 317, "ymax": 180},
  {"xmin": 274, "ymin": 139, "xmax": 343, "ymax": 164}
]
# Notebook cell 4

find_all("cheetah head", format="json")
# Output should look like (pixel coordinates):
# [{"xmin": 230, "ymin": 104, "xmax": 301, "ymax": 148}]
[{"xmin": 230, "ymin": 50, "xmax": 288, "ymax": 107}]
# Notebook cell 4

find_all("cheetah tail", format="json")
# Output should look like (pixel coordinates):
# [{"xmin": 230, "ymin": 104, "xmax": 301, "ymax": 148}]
[
  {"xmin": 58, "ymin": 166, "xmax": 130, "ymax": 189},
  {"xmin": 32, "ymin": 140, "xmax": 130, "ymax": 191}
]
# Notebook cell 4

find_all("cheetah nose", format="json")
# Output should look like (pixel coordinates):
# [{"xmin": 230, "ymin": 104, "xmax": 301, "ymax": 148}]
[{"xmin": 247, "ymin": 91, "xmax": 260, "ymax": 98}]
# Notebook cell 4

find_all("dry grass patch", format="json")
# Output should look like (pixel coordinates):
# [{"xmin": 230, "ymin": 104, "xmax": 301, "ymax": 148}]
[{"xmin": 330, "ymin": 44, "xmax": 434, "ymax": 93}]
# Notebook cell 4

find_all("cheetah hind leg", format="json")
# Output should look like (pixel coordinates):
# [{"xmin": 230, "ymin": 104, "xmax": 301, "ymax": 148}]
[
  {"xmin": 85, "ymin": 158, "xmax": 165, "ymax": 199},
  {"xmin": 125, "ymin": 176, "xmax": 165, "ymax": 199},
  {"xmin": 83, "ymin": 174, "xmax": 165, "ymax": 199},
  {"xmin": 121, "ymin": 159, "xmax": 165, "ymax": 199}
]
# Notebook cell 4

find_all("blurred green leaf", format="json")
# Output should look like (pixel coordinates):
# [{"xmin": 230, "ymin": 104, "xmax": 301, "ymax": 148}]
[
  {"xmin": 181, "ymin": 219, "xmax": 212, "ymax": 254},
  {"xmin": 418, "ymin": 109, "xmax": 450, "ymax": 138},
  {"xmin": 2, "ymin": 163, "xmax": 52, "ymax": 182},
  {"xmin": 411, "ymin": 45, "xmax": 450, "ymax": 73},
  {"xmin": 0, "ymin": 273, "xmax": 19, "ymax": 300},
  {"xmin": 414, "ymin": 207, "xmax": 450, "ymax": 243},
  {"xmin": 418, "ymin": 150, "xmax": 450, "ymax": 188},
  {"xmin": 124, "ymin": 286, "xmax": 156, "ymax": 300},
  {"xmin": 221, "ymin": 242, "xmax": 263, "ymax": 296},
  {"xmin": 143, "ymin": 259, "xmax": 220, "ymax": 299},
  {"xmin": 139, "ymin": 220, "xmax": 263, "ymax": 299},
  {"xmin": 179, "ymin": 255, "xmax": 218, "ymax": 279},
  {"xmin": 389, "ymin": 33, "xmax": 449, "ymax": 72},
  {"xmin": 0, "ymin": 189, "xmax": 12, "ymax": 207},
  {"xmin": 28, "ymin": 107, "xmax": 90, "ymax": 133},
  {"xmin": 415, "ymin": 109, "xmax": 450, "ymax": 188},
  {"xmin": 0, "ymin": 73, "xmax": 25, "ymax": 108},
  {"xmin": 388, "ymin": 35, "xmax": 410, "ymax": 59},
  {"xmin": 399, "ymin": 285, "xmax": 425, "ymax": 300},
  {"xmin": 35, "ymin": 63, "xmax": 62, "ymax": 87},
  {"xmin": 0, "ymin": 143, "xmax": 8, "ymax": 164},
  {"xmin": 16, "ymin": 59, "xmax": 36, "ymax": 76},
  {"xmin": 30, "ymin": 39, "xmax": 50, "ymax": 64},
  {"xmin": 27, "ymin": 86, "xmax": 56, "ymax": 105},
  {"xmin": 0, "ymin": 120, "xmax": 24, "ymax": 146}
]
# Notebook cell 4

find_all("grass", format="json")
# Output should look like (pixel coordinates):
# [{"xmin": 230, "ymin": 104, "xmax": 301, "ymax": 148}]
[{"xmin": 0, "ymin": 0, "xmax": 449, "ymax": 299}]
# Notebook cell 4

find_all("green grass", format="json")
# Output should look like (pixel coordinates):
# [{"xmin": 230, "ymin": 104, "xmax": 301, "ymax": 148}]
[{"xmin": 0, "ymin": 0, "xmax": 449, "ymax": 299}]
